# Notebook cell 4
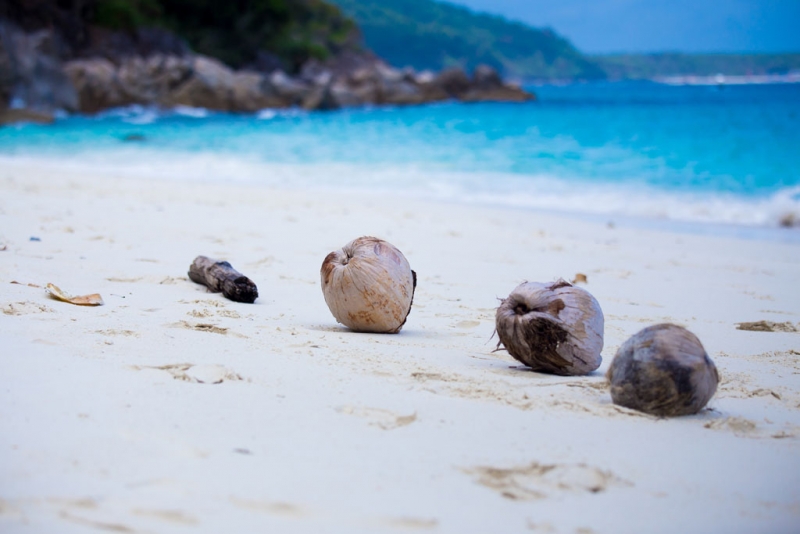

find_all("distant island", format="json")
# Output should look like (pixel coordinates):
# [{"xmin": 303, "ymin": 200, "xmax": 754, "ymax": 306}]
[
  {"xmin": 592, "ymin": 53, "xmax": 800, "ymax": 80},
  {"xmin": 332, "ymin": 0, "xmax": 800, "ymax": 81},
  {"xmin": 329, "ymin": 0, "xmax": 604, "ymax": 80}
]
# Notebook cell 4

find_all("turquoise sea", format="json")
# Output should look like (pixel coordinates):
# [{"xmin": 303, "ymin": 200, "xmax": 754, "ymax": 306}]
[{"xmin": 2, "ymin": 81, "xmax": 799, "ymax": 237}]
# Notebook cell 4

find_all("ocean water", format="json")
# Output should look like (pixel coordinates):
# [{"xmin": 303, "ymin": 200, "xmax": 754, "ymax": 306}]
[{"xmin": 1, "ymin": 80, "xmax": 799, "ymax": 237}]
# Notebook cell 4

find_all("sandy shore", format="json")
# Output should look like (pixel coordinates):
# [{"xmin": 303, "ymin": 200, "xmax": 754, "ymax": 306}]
[{"xmin": 1, "ymin": 159, "xmax": 799, "ymax": 533}]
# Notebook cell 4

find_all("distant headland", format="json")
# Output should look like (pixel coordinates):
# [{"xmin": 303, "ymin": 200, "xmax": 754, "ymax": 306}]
[{"xmin": 0, "ymin": 0, "xmax": 532, "ymax": 124}]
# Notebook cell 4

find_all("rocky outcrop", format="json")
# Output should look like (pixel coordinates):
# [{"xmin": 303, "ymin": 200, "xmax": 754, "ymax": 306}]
[
  {"xmin": 116, "ymin": 55, "xmax": 193, "ymax": 105},
  {"xmin": 230, "ymin": 72, "xmax": 287, "ymax": 112},
  {"xmin": 0, "ymin": 26, "xmax": 12, "ymax": 111},
  {"xmin": 1, "ymin": 16, "xmax": 534, "ymax": 121},
  {"xmin": 0, "ymin": 19, "xmax": 77, "ymax": 119},
  {"xmin": 64, "ymin": 58, "xmax": 126, "ymax": 112},
  {"xmin": 161, "ymin": 56, "xmax": 235, "ymax": 111},
  {"xmin": 0, "ymin": 107, "xmax": 55, "ymax": 125},
  {"xmin": 459, "ymin": 64, "xmax": 533, "ymax": 103}
]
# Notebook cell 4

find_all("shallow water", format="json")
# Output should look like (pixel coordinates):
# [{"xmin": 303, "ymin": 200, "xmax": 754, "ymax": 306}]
[{"xmin": 1, "ymin": 80, "xmax": 798, "ymax": 236}]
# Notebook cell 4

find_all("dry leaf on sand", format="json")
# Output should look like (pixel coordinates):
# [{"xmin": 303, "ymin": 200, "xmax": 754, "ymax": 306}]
[
  {"xmin": 45, "ymin": 283, "xmax": 104, "ymax": 306},
  {"xmin": 571, "ymin": 273, "xmax": 588, "ymax": 284}
]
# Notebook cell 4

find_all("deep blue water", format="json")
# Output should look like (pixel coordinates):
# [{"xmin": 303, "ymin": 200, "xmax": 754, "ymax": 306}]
[{"xmin": 1, "ymin": 80, "xmax": 799, "ymax": 229}]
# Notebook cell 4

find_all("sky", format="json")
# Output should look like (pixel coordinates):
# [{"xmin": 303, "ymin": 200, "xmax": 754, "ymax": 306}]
[{"xmin": 449, "ymin": 0, "xmax": 800, "ymax": 54}]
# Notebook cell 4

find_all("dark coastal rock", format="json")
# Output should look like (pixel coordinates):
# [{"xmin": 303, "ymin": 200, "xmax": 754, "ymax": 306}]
[
  {"xmin": 302, "ymin": 82, "xmax": 340, "ymax": 111},
  {"xmin": 413, "ymin": 71, "xmax": 450, "ymax": 103},
  {"xmin": 373, "ymin": 65, "xmax": 426, "ymax": 105},
  {"xmin": 0, "ymin": 107, "xmax": 55, "ymax": 125},
  {"xmin": 459, "ymin": 84, "xmax": 534, "ymax": 103},
  {"xmin": 380, "ymin": 79, "xmax": 428, "ymax": 105},
  {"xmin": 117, "ymin": 55, "xmax": 193, "ymax": 104},
  {"xmin": 231, "ymin": 71, "xmax": 290, "ymax": 112},
  {"xmin": 162, "ymin": 55, "xmax": 236, "ymax": 111},
  {"xmin": 0, "ymin": 31, "xmax": 12, "ymax": 110},
  {"xmin": 435, "ymin": 67, "xmax": 472, "ymax": 98},
  {"xmin": 299, "ymin": 59, "xmax": 333, "ymax": 86},
  {"xmin": 330, "ymin": 77, "xmax": 378, "ymax": 107},
  {"xmin": 0, "ymin": 20, "xmax": 77, "ymax": 112},
  {"xmin": 268, "ymin": 71, "xmax": 311, "ymax": 106},
  {"xmin": 64, "ymin": 58, "xmax": 128, "ymax": 113},
  {"xmin": 0, "ymin": 15, "xmax": 536, "ymax": 119},
  {"xmin": 459, "ymin": 65, "xmax": 535, "ymax": 103},
  {"xmin": 472, "ymin": 64, "xmax": 503, "ymax": 88}
]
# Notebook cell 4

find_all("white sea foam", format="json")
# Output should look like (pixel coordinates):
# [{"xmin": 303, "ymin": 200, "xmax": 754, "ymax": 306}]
[
  {"xmin": 656, "ymin": 73, "xmax": 800, "ymax": 86},
  {"xmin": 92, "ymin": 104, "xmax": 161, "ymax": 124},
  {"xmin": 172, "ymin": 105, "xmax": 210, "ymax": 118},
  {"xmin": 2, "ymin": 151, "xmax": 797, "ymax": 235},
  {"xmin": 257, "ymin": 109, "xmax": 278, "ymax": 120}
]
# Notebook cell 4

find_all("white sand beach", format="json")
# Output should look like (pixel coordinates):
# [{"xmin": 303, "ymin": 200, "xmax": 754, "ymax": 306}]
[{"xmin": 1, "ymin": 158, "xmax": 799, "ymax": 533}]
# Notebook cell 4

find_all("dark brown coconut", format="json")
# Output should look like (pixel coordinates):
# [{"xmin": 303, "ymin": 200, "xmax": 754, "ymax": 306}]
[
  {"xmin": 495, "ymin": 280, "xmax": 604, "ymax": 376},
  {"xmin": 607, "ymin": 324, "xmax": 719, "ymax": 416}
]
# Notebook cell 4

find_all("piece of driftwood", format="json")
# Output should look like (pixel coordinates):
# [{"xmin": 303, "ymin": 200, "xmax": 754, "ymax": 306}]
[{"xmin": 188, "ymin": 256, "xmax": 258, "ymax": 303}]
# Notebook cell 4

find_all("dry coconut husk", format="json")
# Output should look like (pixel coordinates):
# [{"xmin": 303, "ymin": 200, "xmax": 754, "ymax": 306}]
[
  {"xmin": 495, "ymin": 279, "xmax": 604, "ymax": 375},
  {"xmin": 321, "ymin": 236, "xmax": 416, "ymax": 333},
  {"xmin": 607, "ymin": 323, "xmax": 719, "ymax": 416}
]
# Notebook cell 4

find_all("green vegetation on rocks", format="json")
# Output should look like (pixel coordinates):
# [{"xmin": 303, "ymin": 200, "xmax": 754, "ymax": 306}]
[
  {"xmin": 2, "ymin": 0, "xmax": 359, "ymax": 72},
  {"xmin": 329, "ymin": 0, "xmax": 604, "ymax": 80},
  {"xmin": 147, "ymin": 0, "xmax": 359, "ymax": 71}
]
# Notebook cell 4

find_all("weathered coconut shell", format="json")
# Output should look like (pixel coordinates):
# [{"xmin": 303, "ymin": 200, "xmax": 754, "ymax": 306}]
[
  {"xmin": 495, "ymin": 279, "xmax": 604, "ymax": 375},
  {"xmin": 607, "ymin": 324, "xmax": 719, "ymax": 416},
  {"xmin": 321, "ymin": 236, "xmax": 416, "ymax": 333}
]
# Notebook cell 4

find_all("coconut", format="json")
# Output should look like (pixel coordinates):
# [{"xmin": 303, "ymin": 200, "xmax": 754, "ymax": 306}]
[
  {"xmin": 495, "ymin": 279, "xmax": 604, "ymax": 375},
  {"xmin": 607, "ymin": 324, "xmax": 719, "ymax": 416},
  {"xmin": 321, "ymin": 236, "xmax": 416, "ymax": 333}
]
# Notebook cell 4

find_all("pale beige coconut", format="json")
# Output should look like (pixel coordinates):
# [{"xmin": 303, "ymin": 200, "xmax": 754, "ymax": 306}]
[
  {"xmin": 495, "ymin": 279, "xmax": 604, "ymax": 375},
  {"xmin": 607, "ymin": 324, "xmax": 719, "ymax": 416},
  {"xmin": 321, "ymin": 236, "xmax": 416, "ymax": 333}
]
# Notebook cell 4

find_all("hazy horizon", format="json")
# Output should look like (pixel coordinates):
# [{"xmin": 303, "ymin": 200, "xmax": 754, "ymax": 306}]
[{"xmin": 448, "ymin": 0, "xmax": 800, "ymax": 55}]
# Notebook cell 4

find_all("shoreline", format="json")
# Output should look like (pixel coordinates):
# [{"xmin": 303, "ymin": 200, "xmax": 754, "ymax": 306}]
[
  {"xmin": 1, "ymin": 162, "xmax": 799, "ymax": 532},
  {"xmin": 1, "ymin": 153, "xmax": 798, "ymax": 241}
]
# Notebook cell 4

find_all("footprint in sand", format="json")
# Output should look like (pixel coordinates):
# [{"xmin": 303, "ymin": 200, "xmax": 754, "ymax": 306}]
[
  {"xmin": 180, "ymin": 299, "xmax": 227, "ymax": 308},
  {"xmin": 463, "ymin": 462, "xmax": 630, "ymax": 501},
  {"xmin": 58, "ymin": 511, "xmax": 136, "ymax": 533},
  {"xmin": 187, "ymin": 308, "xmax": 215, "ymax": 318},
  {"xmin": 188, "ymin": 308, "xmax": 241, "ymax": 319},
  {"xmin": 170, "ymin": 320, "xmax": 247, "ymax": 338},
  {"xmin": 133, "ymin": 363, "xmax": 242, "ymax": 384},
  {"xmin": 95, "ymin": 329, "xmax": 139, "ymax": 337},
  {"xmin": 229, "ymin": 497, "xmax": 306, "ymax": 518},
  {"xmin": 2, "ymin": 301, "xmax": 54, "ymax": 315},
  {"xmin": 703, "ymin": 416, "xmax": 759, "ymax": 436},
  {"xmin": 336, "ymin": 405, "xmax": 417, "ymax": 430},
  {"xmin": 132, "ymin": 508, "xmax": 198, "ymax": 525},
  {"xmin": 380, "ymin": 517, "xmax": 438, "ymax": 530}
]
